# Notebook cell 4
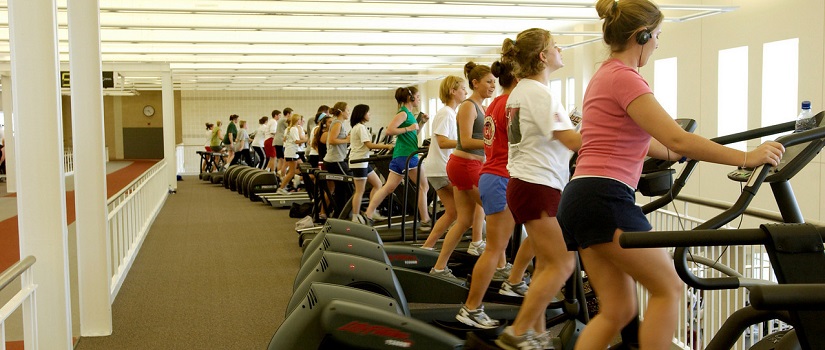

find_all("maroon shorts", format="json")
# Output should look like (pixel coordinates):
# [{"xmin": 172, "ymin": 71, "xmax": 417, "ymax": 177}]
[
  {"xmin": 506, "ymin": 177, "xmax": 562, "ymax": 225},
  {"xmin": 446, "ymin": 155, "xmax": 482, "ymax": 191},
  {"xmin": 263, "ymin": 138, "xmax": 276, "ymax": 158}
]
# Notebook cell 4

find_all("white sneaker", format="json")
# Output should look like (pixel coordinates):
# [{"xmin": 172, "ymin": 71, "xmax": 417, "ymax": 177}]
[
  {"xmin": 467, "ymin": 240, "xmax": 486, "ymax": 256},
  {"xmin": 276, "ymin": 188, "xmax": 290, "ymax": 195},
  {"xmin": 455, "ymin": 304, "xmax": 500, "ymax": 329},
  {"xmin": 352, "ymin": 214, "xmax": 366, "ymax": 224},
  {"xmin": 365, "ymin": 211, "xmax": 388, "ymax": 222}
]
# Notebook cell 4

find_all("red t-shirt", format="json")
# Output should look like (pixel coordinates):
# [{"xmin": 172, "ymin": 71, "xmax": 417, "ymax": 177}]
[
  {"xmin": 481, "ymin": 94, "xmax": 510, "ymax": 178},
  {"xmin": 575, "ymin": 58, "xmax": 653, "ymax": 188}
]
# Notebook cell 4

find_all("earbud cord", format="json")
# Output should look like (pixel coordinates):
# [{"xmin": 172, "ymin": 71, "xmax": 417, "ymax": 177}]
[{"xmin": 638, "ymin": 41, "xmax": 644, "ymax": 69}]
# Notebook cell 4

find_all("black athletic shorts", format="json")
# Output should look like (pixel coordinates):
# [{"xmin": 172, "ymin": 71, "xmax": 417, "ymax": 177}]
[{"xmin": 558, "ymin": 177, "xmax": 652, "ymax": 251}]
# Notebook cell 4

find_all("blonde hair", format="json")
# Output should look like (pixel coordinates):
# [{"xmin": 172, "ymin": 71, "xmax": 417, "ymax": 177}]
[
  {"xmin": 501, "ymin": 28, "xmax": 552, "ymax": 79},
  {"xmin": 287, "ymin": 114, "xmax": 303, "ymax": 128},
  {"xmin": 239, "ymin": 120, "xmax": 247, "ymax": 128},
  {"xmin": 438, "ymin": 75, "xmax": 465, "ymax": 104}
]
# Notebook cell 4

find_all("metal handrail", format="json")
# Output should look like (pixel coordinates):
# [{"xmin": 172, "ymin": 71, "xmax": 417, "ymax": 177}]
[
  {"xmin": 0, "ymin": 256, "xmax": 36, "ymax": 292},
  {"xmin": 673, "ymin": 194, "xmax": 825, "ymax": 226}
]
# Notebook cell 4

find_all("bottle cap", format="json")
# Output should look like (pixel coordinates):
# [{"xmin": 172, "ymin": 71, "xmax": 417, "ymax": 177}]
[{"xmin": 802, "ymin": 101, "xmax": 811, "ymax": 109}]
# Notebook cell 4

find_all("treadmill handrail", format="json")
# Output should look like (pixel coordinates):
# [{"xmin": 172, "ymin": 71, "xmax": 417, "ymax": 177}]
[
  {"xmin": 400, "ymin": 148, "xmax": 429, "ymax": 241},
  {"xmin": 621, "ymin": 224, "xmax": 825, "ymax": 290},
  {"xmin": 749, "ymin": 284, "xmax": 825, "ymax": 310},
  {"xmin": 641, "ymin": 120, "xmax": 797, "ymax": 214}
]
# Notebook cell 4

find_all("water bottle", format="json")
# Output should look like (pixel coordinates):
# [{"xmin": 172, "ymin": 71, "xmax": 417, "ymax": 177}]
[{"xmin": 794, "ymin": 100, "xmax": 815, "ymax": 132}]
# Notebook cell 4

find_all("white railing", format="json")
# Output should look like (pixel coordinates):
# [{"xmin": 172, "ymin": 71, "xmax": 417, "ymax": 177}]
[
  {"xmin": 63, "ymin": 147, "xmax": 74, "ymax": 176},
  {"xmin": 179, "ymin": 144, "xmax": 208, "ymax": 175},
  {"xmin": 0, "ymin": 256, "xmax": 38, "ymax": 350},
  {"xmin": 106, "ymin": 160, "xmax": 168, "ymax": 302},
  {"xmin": 639, "ymin": 205, "xmax": 787, "ymax": 350}
]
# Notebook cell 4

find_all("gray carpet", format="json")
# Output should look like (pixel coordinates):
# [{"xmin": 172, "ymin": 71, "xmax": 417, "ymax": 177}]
[{"xmin": 75, "ymin": 176, "xmax": 303, "ymax": 349}]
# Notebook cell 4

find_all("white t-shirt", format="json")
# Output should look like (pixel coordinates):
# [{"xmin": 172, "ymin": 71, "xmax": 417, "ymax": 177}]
[
  {"xmin": 506, "ymin": 78, "xmax": 574, "ymax": 190},
  {"xmin": 251, "ymin": 124, "xmax": 267, "ymax": 147},
  {"xmin": 267, "ymin": 120, "xmax": 278, "ymax": 138},
  {"xmin": 308, "ymin": 126, "xmax": 320, "ymax": 156},
  {"xmin": 349, "ymin": 123, "xmax": 372, "ymax": 169},
  {"xmin": 204, "ymin": 130, "xmax": 212, "ymax": 147},
  {"xmin": 425, "ymin": 106, "xmax": 457, "ymax": 177},
  {"xmin": 284, "ymin": 126, "xmax": 300, "ymax": 158},
  {"xmin": 296, "ymin": 128, "xmax": 306, "ymax": 153}
]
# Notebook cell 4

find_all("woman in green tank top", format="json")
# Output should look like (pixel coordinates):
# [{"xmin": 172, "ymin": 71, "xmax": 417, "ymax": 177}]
[{"xmin": 361, "ymin": 86, "xmax": 431, "ymax": 226}]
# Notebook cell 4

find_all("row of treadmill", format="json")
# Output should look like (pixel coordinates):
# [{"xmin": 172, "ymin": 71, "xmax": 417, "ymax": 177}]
[{"xmin": 212, "ymin": 114, "xmax": 825, "ymax": 350}]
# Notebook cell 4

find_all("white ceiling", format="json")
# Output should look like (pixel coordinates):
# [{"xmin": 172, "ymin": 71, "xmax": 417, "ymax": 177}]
[{"xmin": 0, "ymin": 0, "xmax": 735, "ymax": 91}]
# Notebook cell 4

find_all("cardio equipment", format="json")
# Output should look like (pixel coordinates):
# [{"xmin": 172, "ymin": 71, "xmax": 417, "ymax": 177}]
[{"xmin": 621, "ymin": 112, "xmax": 825, "ymax": 350}]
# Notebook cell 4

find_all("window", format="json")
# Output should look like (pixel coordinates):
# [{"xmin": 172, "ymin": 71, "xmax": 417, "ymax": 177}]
[
  {"xmin": 761, "ymin": 38, "xmax": 798, "ymax": 142},
  {"xmin": 565, "ymin": 77, "xmax": 576, "ymax": 112},
  {"xmin": 718, "ymin": 46, "xmax": 749, "ymax": 150},
  {"xmin": 549, "ymin": 79, "xmax": 562, "ymax": 105},
  {"xmin": 653, "ymin": 57, "xmax": 677, "ymax": 118}
]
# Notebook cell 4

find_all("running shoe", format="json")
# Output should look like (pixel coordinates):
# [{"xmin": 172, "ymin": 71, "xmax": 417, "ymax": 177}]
[
  {"xmin": 429, "ymin": 267, "xmax": 457, "ymax": 279},
  {"xmin": 492, "ymin": 263, "xmax": 513, "ymax": 281},
  {"xmin": 536, "ymin": 331, "xmax": 558, "ymax": 349},
  {"xmin": 466, "ymin": 240, "xmax": 486, "ymax": 256},
  {"xmin": 495, "ymin": 326, "xmax": 542, "ymax": 350},
  {"xmin": 455, "ymin": 304, "xmax": 500, "ymax": 329},
  {"xmin": 364, "ymin": 211, "xmax": 388, "ymax": 222},
  {"xmin": 499, "ymin": 280, "xmax": 529, "ymax": 297}
]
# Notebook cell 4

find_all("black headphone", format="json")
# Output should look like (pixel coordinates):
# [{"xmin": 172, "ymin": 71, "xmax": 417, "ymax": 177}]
[
  {"xmin": 407, "ymin": 87, "xmax": 415, "ymax": 102},
  {"xmin": 636, "ymin": 28, "xmax": 651, "ymax": 45}
]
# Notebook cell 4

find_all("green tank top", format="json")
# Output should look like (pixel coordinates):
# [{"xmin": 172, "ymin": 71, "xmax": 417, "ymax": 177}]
[
  {"xmin": 392, "ymin": 106, "xmax": 419, "ymax": 159},
  {"xmin": 210, "ymin": 128, "xmax": 222, "ymax": 147}
]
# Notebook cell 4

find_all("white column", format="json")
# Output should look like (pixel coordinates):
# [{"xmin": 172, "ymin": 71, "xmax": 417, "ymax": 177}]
[
  {"xmin": 113, "ymin": 96, "xmax": 123, "ymax": 159},
  {"xmin": 8, "ymin": 0, "xmax": 73, "ymax": 348},
  {"xmin": 1, "ymin": 75, "xmax": 16, "ymax": 192},
  {"xmin": 161, "ymin": 70, "xmax": 177, "ymax": 190},
  {"xmin": 67, "ymin": 0, "xmax": 112, "ymax": 336}
]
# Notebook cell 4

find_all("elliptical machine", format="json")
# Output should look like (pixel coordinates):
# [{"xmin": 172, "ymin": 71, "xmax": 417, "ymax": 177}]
[{"xmin": 621, "ymin": 113, "xmax": 825, "ymax": 349}]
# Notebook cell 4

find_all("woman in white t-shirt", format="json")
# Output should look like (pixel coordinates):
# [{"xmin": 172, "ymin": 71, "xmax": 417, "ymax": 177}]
[
  {"xmin": 236, "ymin": 120, "xmax": 254, "ymax": 166},
  {"xmin": 276, "ymin": 114, "xmax": 307, "ymax": 195},
  {"xmin": 251, "ymin": 116, "xmax": 269, "ymax": 169},
  {"xmin": 421, "ymin": 75, "xmax": 466, "ymax": 249},
  {"xmin": 349, "ymin": 104, "xmax": 393, "ymax": 222},
  {"xmin": 493, "ymin": 28, "xmax": 582, "ymax": 349}
]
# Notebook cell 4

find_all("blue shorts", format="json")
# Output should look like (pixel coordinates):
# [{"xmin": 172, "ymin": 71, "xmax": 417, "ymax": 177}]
[
  {"xmin": 558, "ymin": 177, "xmax": 652, "ymax": 251},
  {"xmin": 351, "ymin": 165, "xmax": 375, "ymax": 179},
  {"xmin": 389, "ymin": 155, "xmax": 419, "ymax": 175},
  {"xmin": 479, "ymin": 173, "xmax": 509, "ymax": 215}
]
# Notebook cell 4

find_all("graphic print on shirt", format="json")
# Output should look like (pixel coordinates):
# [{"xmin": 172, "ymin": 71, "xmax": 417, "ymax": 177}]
[
  {"xmin": 506, "ymin": 104, "xmax": 521, "ymax": 145},
  {"xmin": 483, "ymin": 114, "xmax": 495, "ymax": 146}
]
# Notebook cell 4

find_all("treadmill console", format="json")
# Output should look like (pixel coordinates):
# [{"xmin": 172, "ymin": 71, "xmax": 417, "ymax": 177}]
[
  {"xmin": 638, "ymin": 118, "xmax": 697, "ymax": 196},
  {"xmin": 727, "ymin": 111, "xmax": 825, "ymax": 182}
]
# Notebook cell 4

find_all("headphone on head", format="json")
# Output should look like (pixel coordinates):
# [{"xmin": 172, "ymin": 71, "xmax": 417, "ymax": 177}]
[
  {"xmin": 407, "ymin": 87, "xmax": 415, "ymax": 102},
  {"xmin": 635, "ymin": 28, "xmax": 651, "ymax": 45}
]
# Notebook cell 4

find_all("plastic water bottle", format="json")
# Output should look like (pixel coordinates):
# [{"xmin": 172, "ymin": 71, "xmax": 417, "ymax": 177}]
[{"xmin": 794, "ymin": 100, "xmax": 815, "ymax": 133}]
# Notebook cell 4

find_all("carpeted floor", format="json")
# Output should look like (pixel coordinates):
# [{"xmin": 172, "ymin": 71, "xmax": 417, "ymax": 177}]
[{"xmin": 74, "ymin": 176, "xmax": 303, "ymax": 349}]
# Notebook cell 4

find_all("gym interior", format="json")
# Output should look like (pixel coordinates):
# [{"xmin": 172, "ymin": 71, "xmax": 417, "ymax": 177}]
[{"xmin": 1, "ymin": 0, "xmax": 824, "ymax": 349}]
